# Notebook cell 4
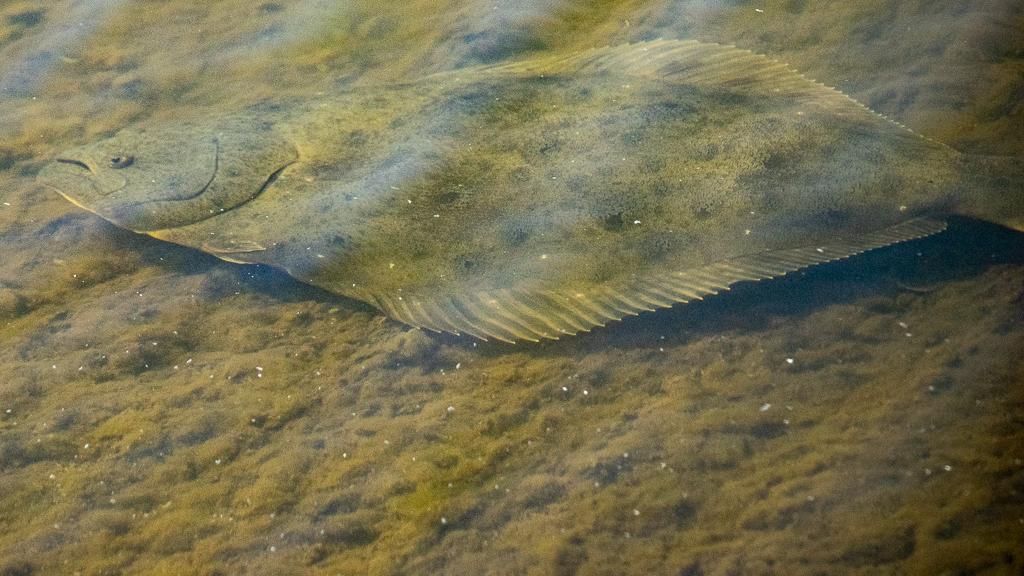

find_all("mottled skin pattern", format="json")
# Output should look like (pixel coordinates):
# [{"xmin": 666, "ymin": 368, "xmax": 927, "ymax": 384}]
[{"xmin": 38, "ymin": 41, "xmax": 1019, "ymax": 328}]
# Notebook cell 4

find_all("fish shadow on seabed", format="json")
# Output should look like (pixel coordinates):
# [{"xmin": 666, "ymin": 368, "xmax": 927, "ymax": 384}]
[
  {"xmin": 122, "ymin": 214, "xmax": 1022, "ymax": 354},
  {"xmin": 517, "ymin": 216, "xmax": 1024, "ymax": 355},
  {"xmin": 113, "ymin": 222, "xmax": 373, "ymax": 309}
]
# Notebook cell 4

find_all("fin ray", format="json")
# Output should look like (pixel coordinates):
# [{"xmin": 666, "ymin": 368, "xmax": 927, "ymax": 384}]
[{"xmin": 371, "ymin": 218, "xmax": 947, "ymax": 342}]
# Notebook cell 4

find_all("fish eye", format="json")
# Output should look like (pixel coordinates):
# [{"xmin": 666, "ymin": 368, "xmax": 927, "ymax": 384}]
[{"xmin": 109, "ymin": 155, "xmax": 134, "ymax": 169}]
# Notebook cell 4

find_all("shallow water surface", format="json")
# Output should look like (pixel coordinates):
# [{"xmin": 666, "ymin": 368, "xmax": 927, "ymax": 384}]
[{"xmin": 1, "ymin": 1, "xmax": 1022, "ymax": 575}]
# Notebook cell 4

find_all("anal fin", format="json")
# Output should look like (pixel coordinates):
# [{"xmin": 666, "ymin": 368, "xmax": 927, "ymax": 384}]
[{"xmin": 374, "ymin": 218, "xmax": 948, "ymax": 343}]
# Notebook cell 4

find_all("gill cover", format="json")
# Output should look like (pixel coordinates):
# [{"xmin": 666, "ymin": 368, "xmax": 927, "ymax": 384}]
[{"xmin": 40, "ymin": 115, "xmax": 298, "ymax": 232}]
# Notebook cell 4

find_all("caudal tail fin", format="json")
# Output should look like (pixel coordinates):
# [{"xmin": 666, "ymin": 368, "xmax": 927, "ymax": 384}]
[{"xmin": 959, "ymin": 155, "xmax": 1024, "ymax": 232}]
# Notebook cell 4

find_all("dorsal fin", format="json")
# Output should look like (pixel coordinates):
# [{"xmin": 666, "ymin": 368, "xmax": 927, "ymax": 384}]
[
  {"xmin": 465, "ymin": 39, "xmax": 945, "ymax": 149},
  {"xmin": 372, "ymin": 218, "xmax": 947, "ymax": 343}
]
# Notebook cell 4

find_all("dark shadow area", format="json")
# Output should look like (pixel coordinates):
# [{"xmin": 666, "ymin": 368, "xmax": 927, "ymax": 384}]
[
  {"xmin": 230, "ymin": 262, "xmax": 378, "ymax": 314},
  {"xmin": 522, "ymin": 217, "xmax": 1024, "ymax": 355},
  {"xmin": 70, "ymin": 214, "xmax": 1021, "ymax": 355},
  {"xmin": 113, "ymin": 217, "xmax": 376, "ymax": 312}
]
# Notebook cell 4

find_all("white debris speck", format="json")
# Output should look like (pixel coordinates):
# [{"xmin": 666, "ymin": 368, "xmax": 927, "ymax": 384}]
[
  {"xmin": 561, "ymin": 386, "xmax": 568, "ymax": 392},
  {"xmin": 755, "ymin": 7, "xmax": 764, "ymax": 12},
  {"xmin": 447, "ymin": 406, "xmax": 455, "ymax": 413},
  {"xmin": 540, "ymin": 254, "xmax": 549, "ymax": 260},
  {"xmin": 744, "ymin": 229, "xmax": 751, "ymax": 235},
  {"xmin": 943, "ymin": 464, "xmax": 952, "ymax": 472},
  {"xmin": 455, "ymin": 363, "xmax": 461, "ymax": 370},
  {"xmin": 759, "ymin": 403, "xmax": 772, "ymax": 412},
  {"xmin": 583, "ymin": 390, "xmax": 589, "ymax": 396},
  {"xmin": 632, "ymin": 509, "xmax": 640, "ymax": 516},
  {"xmin": 440, "ymin": 517, "xmax": 447, "ymax": 525},
  {"xmin": 49, "ymin": 473, "xmax": 55, "ymax": 480},
  {"xmin": 633, "ymin": 220, "xmax": 641, "ymax": 225},
  {"xmin": 785, "ymin": 358, "xmax": 794, "ymax": 365},
  {"xmin": 83, "ymin": 443, "xmax": 90, "ymax": 449},
  {"xmin": 215, "ymin": 459, "xmax": 222, "ymax": 465}
]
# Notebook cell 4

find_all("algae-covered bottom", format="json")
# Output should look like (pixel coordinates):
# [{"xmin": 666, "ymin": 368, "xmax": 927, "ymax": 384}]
[
  {"xmin": 1, "ymin": 0, "xmax": 1022, "ymax": 574},
  {"xmin": 1, "ymin": 216, "xmax": 1021, "ymax": 575}
]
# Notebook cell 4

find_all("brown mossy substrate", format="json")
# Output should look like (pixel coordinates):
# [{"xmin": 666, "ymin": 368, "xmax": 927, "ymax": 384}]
[
  {"xmin": 1, "ymin": 0, "xmax": 1022, "ymax": 574},
  {"xmin": 1, "ymin": 227, "xmax": 1021, "ymax": 575}
]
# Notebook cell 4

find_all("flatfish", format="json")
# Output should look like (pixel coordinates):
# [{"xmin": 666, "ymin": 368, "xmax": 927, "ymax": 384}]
[{"xmin": 38, "ymin": 40, "xmax": 1024, "ymax": 342}]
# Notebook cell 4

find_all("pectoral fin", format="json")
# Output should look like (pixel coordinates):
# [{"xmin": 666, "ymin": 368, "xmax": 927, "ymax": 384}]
[{"xmin": 196, "ymin": 239, "xmax": 266, "ymax": 263}]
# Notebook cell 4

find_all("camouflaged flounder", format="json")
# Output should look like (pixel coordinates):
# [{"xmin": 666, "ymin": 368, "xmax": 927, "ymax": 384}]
[{"xmin": 39, "ymin": 40, "xmax": 1024, "ymax": 342}]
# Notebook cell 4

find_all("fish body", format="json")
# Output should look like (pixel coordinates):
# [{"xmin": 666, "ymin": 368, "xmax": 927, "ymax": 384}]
[{"xmin": 38, "ymin": 40, "xmax": 1023, "ymax": 342}]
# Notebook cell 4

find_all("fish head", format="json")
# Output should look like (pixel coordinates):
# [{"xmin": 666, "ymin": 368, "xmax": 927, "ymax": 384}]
[{"xmin": 38, "ymin": 117, "xmax": 298, "ymax": 232}]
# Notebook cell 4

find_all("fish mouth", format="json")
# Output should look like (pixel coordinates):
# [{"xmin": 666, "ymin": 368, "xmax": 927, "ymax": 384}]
[
  {"xmin": 39, "ymin": 153, "xmax": 129, "ymax": 200},
  {"xmin": 55, "ymin": 158, "xmax": 92, "ymax": 172},
  {"xmin": 38, "ymin": 157, "xmax": 109, "ymax": 213},
  {"xmin": 49, "ymin": 158, "xmax": 101, "ymax": 207}
]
